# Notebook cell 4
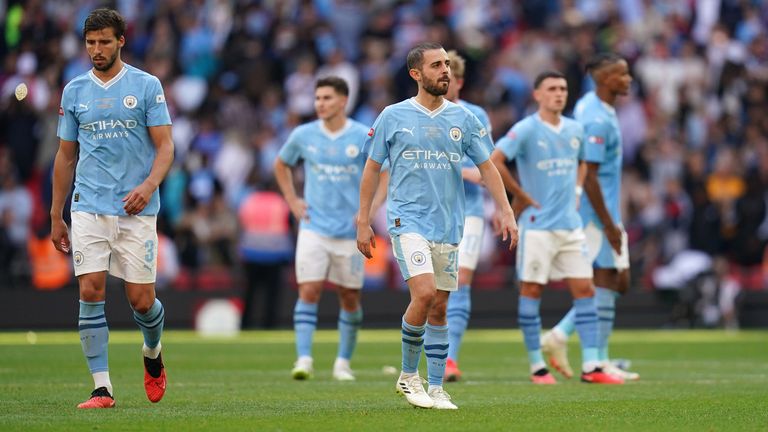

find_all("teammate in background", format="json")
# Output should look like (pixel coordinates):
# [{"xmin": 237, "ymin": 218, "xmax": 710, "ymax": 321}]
[
  {"xmin": 540, "ymin": 53, "xmax": 639, "ymax": 381},
  {"xmin": 51, "ymin": 8, "xmax": 174, "ymax": 408},
  {"xmin": 357, "ymin": 42, "xmax": 518, "ymax": 409},
  {"xmin": 274, "ymin": 76, "xmax": 370, "ymax": 381},
  {"xmin": 441, "ymin": 50, "xmax": 492, "ymax": 382},
  {"xmin": 491, "ymin": 70, "xmax": 623, "ymax": 384}
]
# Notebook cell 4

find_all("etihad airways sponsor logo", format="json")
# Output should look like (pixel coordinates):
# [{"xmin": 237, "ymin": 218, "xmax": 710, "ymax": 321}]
[
  {"xmin": 312, "ymin": 163, "xmax": 360, "ymax": 182},
  {"xmin": 80, "ymin": 119, "xmax": 139, "ymax": 139},
  {"xmin": 536, "ymin": 158, "xmax": 577, "ymax": 176},
  {"xmin": 401, "ymin": 149, "xmax": 461, "ymax": 163},
  {"xmin": 401, "ymin": 148, "xmax": 461, "ymax": 170},
  {"xmin": 81, "ymin": 119, "xmax": 138, "ymax": 132}
]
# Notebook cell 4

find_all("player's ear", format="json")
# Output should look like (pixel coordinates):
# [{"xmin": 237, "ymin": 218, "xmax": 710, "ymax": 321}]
[
  {"xmin": 117, "ymin": 35, "xmax": 126, "ymax": 49},
  {"xmin": 408, "ymin": 68, "xmax": 421, "ymax": 82}
]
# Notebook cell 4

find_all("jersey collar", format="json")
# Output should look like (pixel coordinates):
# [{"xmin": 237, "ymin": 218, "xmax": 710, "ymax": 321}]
[
  {"xmin": 319, "ymin": 119, "xmax": 351, "ymax": 140},
  {"xmin": 88, "ymin": 64, "xmax": 127, "ymax": 90},
  {"xmin": 408, "ymin": 97, "xmax": 449, "ymax": 118},
  {"xmin": 535, "ymin": 113, "xmax": 564, "ymax": 134}
]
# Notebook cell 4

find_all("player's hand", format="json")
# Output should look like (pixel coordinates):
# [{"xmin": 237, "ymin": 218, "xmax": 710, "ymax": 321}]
[
  {"xmin": 511, "ymin": 193, "xmax": 540, "ymax": 219},
  {"xmin": 51, "ymin": 217, "xmax": 71, "ymax": 254},
  {"xmin": 288, "ymin": 198, "xmax": 309, "ymax": 222},
  {"xmin": 496, "ymin": 209, "xmax": 519, "ymax": 250},
  {"xmin": 356, "ymin": 223, "xmax": 376, "ymax": 259},
  {"xmin": 604, "ymin": 223, "xmax": 623, "ymax": 254},
  {"xmin": 123, "ymin": 182, "xmax": 155, "ymax": 215}
]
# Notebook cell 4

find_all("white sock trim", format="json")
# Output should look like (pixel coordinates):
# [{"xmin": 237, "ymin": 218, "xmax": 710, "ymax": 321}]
[
  {"xmin": 93, "ymin": 371, "xmax": 113, "ymax": 395},
  {"xmin": 142, "ymin": 342, "xmax": 162, "ymax": 359}
]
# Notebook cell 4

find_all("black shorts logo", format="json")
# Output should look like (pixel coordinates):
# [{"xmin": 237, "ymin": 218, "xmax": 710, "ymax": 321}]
[
  {"xmin": 395, "ymin": 218, "xmax": 401, "ymax": 228},
  {"xmin": 74, "ymin": 193, "xmax": 79, "ymax": 202}
]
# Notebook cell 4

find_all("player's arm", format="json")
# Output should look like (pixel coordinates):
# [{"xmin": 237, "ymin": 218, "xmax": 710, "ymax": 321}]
[
  {"xmin": 356, "ymin": 158, "xmax": 383, "ymax": 259},
  {"xmin": 575, "ymin": 161, "xmax": 587, "ymax": 209},
  {"xmin": 461, "ymin": 166, "xmax": 483, "ymax": 184},
  {"xmin": 123, "ymin": 125, "xmax": 174, "ymax": 215},
  {"xmin": 489, "ymin": 149, "xmax": 540, "ymax": 217},
  {"xmin": 370, "ymin": 168, "xmax": 388, "ymax": 218},
  {"xmin": 50, "ymin": 139, "xmax": 78, "ymax": 253},
  {"xmin": 273, "ymin": 157, "xmax": 309, "ymax": 221},
  {"xmin": 583, "ymin": 161, "xmax": 622, "ymax": 253},
  {"xmin": 477, "ymin": 159, "xmax": 518, "ymax": 250}
]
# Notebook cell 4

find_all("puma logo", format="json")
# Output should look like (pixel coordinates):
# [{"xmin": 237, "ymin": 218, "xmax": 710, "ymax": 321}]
[{"xmin": 401, "ymin": 127, "xmax": 415, "ymax": 136}]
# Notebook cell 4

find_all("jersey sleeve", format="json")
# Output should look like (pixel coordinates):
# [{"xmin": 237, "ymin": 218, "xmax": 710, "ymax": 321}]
[
  {"xmin": 57, "ymin": 86, "xmax": 78, "ymax": 142},
  {"xmin": 463, "ymin": 113, "xmax": 493, "ymax": 165},
  {"xmin": 277, "ymin": 127, "xmax": 304, "ymax": 166},
  {"xmin": 365, "ymin": 110, "xmax": 391, "ymax": 164},
  {"xmin": 582, "ymin": 120, "xmax": 612, "ymax": 164},
  {"xmin": 495, "ymin": 120, "xmax": 528, "ymax": 161},
  {"xmin": 145, "ymin": 77, "xmax": 172, "ymax": 127}
]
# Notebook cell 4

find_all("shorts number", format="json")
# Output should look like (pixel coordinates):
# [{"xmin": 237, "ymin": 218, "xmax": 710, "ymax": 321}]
[
  {"xmin": 144, "ymin": 240, "xmax": 155, "ymax": 263},
  {"xmin": 444, "ymin": 250, "xmax": 458, "ymax": 274}
]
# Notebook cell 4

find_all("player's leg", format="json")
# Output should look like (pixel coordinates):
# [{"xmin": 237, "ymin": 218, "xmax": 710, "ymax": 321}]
[
  {"xmin": 391, "ymin": 233, "xmax": 436, "ymax": 408},
  {"xmin": 446, "ymin": 216, "xmax": 482, "ymax": 381},
  {"xmin": 112, "ymin": 215, "xmax": 168, "ymax": 402},
  {"xmin": 77, "ymin": 272, "xmax": 115, "ymax": 408},
  {"xmin": 333, "ymin": 286, "xmax": 362, "ymax": 380},
  {"xmin": 71, "ymin": 212, "xmax": 115, "ymax": 408},
  {"xmin": 566, "ymin": 277, "xmax": 622, "ymax": 384},
  {"xmin": 517, "ymin": 229, "xmax": 557, "ymax": 384},
  {"xmin": 519, "ymin": 282, "xmax": 556, "ymax": 384},
  {"xmin": 423, "ymin": 242, "xmax": 459, "ymax": 409},
  {"xmin": 291, "ymin": 230, "xmax": 331, "ymax": 379},
  {"xmin": 593, "ymin": 227, "xmax": 638, "ymax": 380},
  {"xmin": 328, "ymin": 239, "xmax": 364, "ymax": 381}
]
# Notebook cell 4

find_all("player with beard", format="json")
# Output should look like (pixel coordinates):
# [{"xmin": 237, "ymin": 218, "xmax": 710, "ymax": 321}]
[
  {"xmin": 357, "ymin": 42, "xmax": 518, "ymax": 409},
  {"xmin": 51, "ymin": 8, "xmax": 174, "ymax": 408}
]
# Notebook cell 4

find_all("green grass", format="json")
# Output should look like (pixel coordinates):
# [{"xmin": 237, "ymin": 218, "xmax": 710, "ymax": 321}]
[{"xmin": 1, "ymin": 330, "xmax": 767, "ymax": 431}]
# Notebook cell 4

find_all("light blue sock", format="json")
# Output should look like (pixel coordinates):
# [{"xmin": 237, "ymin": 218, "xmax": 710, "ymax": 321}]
[
  {"xmin": 133, "ymin": 298, "xmax": 164, "ymax": 349},
  {"xmin": 401, "ymin": 317, "xmax": 425, "ymax": 374},
  {"xmin": 447, "ymin": 284, "xmax": 471, "ymax": 361},
  {"xmin": 596, "ymin": 287, "xmax": 618, "ymax": 361},
  {"xmin": 554, "ymin": 308, "xmax": 576, "ymax": 337},
  {"xmin": 574, "ymin": 296, "xmax": 599, "ymax": 366},
  {"xmin": 518, "ymin": 296, "xmax": 543, "ymax": 369},
  {"xmin": 424, "ymin": 323, "xmax": 449, "ymax": 386},
  {"xmin": 79, "ymin": 300, "xmax": 109, "ymax": 373},
  {"xmin": 294, "ymin": 300, "xmax": 318, "ymax": 358},
  {"xmin": 337, "ymin": 308, "xmax": 363, "ymax": 360}
]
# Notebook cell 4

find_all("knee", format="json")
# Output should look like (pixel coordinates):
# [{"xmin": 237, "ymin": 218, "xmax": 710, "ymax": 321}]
[
  {"xmin": 339, "ymin": 290, "xmax": 361, "ymax": 311},
  {"xmin": 299, "ymin": 284, "xmax": 322, "ymax": 304},
  {"xmin": 79, "ymin": 281, "xmax": 105, "ymax": 302},
  {"xmin": 412, "ymin": 288, "xmax": 436, "ymax": 308},
  {"xmin": 130, "ymin": 295, "xmax": 155, "ymax": 314}
]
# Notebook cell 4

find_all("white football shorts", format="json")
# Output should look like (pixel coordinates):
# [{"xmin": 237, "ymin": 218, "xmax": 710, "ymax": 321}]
[
  {"xmin": 584, "ymin": 221, "xmax": 630, "ymax": 270},
  {"xmin": 458, "ymin": 215, "xmax": 484, "ymax": 272},
  {"xmin": 391, "ymin": 232, "xmax": 459, "ymax": 292},
  {"xmin": 71, "ymin": 211, "xmax": 158, "ymax": 284},
  {"xmin": 295, "ymin": 229, "xmax": 364, "ymax": 289},
  {"xmin": 517, "ymin": 227, "xmax": 593, "ymax": 284}
]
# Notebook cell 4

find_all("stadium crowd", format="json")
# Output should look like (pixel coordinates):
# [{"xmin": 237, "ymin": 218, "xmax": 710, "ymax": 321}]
[{"xmin": 1, "ymin": 0, "xmax": 767, "ymax": 329}]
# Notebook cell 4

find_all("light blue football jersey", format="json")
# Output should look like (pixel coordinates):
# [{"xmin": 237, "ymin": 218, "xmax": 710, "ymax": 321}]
[
  {"xmin": 366, "ymin": 98, "xmax": 493, "ymax": 244},
  {"xmin": 458, "ymin": 99, "xmax": 493, "ymax": 218},
  {"xmin": 574, "ymin": 91, "xmax": 622, "ymax": 227},
  {"xmin": 496, "ymin": 113, "xmax": 584, "ymax": 230},
  {"xmin": 278, "ymin": 119, "xmax": 370, "ymax": 239},
  {"xmin": 57, "ymin": 64, "xmax": 171, "ymax": 216}
]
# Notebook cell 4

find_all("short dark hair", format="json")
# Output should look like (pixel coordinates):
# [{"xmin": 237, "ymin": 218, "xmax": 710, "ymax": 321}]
[
  {"xmin": 83, "ymin": 8, "xmax": 126, "ymax": 39},
  {"xmin": 585, "ymin": 52, "xmax": 624, "ymax": 75},
  {"xmin": 406, "ymin": 42, "xmax": 444, "ymax": 70},
  {"xmin": 533, "ymin": 70, "xmax": 566, "ymax": 89},
  {"xmin": 315, "ymin": 76, "xmax": 349, "ymax": 96}
]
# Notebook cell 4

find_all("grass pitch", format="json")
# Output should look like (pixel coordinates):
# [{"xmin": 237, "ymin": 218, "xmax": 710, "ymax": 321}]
[{"xmin": 1, "ymin": 329, "xmax": 766, "ymax": 431}]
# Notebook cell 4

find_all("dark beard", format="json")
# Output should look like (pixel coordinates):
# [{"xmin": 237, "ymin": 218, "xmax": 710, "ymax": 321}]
[
  {"xmin": 423, "ymin": 79, "xmax": 449, "ymax": 96},
  {"xmin": 93, "ymin": 53, "xmax": 118, "ymax": 72}
]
